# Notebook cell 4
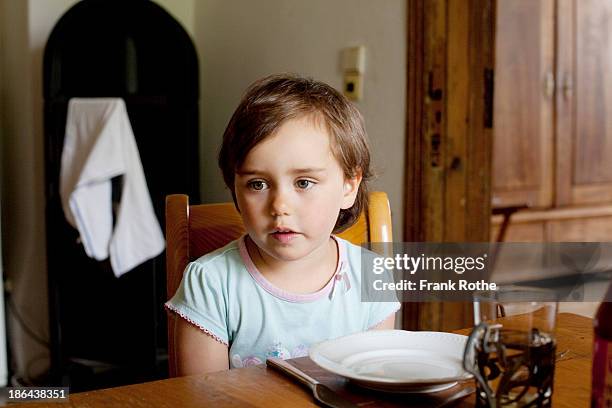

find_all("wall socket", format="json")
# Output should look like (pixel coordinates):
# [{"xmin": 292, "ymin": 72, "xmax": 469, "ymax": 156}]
[{"xmin": 343, "ymin": 72, "xmax": 363, "ymax": 101}]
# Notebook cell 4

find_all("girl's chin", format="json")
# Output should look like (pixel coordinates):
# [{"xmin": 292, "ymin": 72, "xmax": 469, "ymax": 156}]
[
  {"xmin": 258, "ymin": 242, "xmax": 311, "ymax": 260},
  {"xmin": 260, "ymin": 240, "xmax": 334, "ymax": 263}
]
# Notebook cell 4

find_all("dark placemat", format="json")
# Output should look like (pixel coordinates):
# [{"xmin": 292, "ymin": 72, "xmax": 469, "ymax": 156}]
[{"xmin": 285, "ymin": 357, "xmax": 475, "ymax": 407}]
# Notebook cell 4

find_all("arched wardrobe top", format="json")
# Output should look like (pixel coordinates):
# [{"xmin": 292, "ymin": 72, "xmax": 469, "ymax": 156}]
[{"xmin": 43, "ymin": 0, "xmax": 198, "ymax": 102}]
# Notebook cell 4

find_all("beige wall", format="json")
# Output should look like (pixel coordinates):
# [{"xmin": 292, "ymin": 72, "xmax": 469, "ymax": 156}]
[
  {"xmin": 0, "ymin": 0, "xmax": 55, "ymax": 382},
  {"xmin": 193, "ymin": 0, "xmax": 406, "ymax": 240},
  {"xmin": 0, "ymin": 0, "xmax": 405, "ymax": 383}
]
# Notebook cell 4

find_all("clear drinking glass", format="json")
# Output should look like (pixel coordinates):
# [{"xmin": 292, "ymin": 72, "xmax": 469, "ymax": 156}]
[{"xmin": 463, "ymin": 286, "xmax": 558, "ymax": 407}]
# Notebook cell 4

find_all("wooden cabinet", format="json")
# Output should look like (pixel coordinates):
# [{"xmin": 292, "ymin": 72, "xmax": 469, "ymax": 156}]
[
  {"xmin": 492, "ymin": 0, "xmax": 612, "ymax": 242},
  {"xmin": 557, "ymin": 0, "xmax": 612, "ymax": 207},
  {"xmin": 492, "ymin": 0, "xmax": 554, "ymax": 209}
]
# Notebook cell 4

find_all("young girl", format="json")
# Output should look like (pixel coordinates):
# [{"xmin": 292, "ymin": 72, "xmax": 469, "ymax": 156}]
[{"xmin": 165, "ymin": 74, "xmax": 400, "ymax": 375}]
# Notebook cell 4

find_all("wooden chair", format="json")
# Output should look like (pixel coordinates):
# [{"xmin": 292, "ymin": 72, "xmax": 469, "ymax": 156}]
[{"xmin": 165, "ymin": 191, "xmax": 393, "ymax": 377}]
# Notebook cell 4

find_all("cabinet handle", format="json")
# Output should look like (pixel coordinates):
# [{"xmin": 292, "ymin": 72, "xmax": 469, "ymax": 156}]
[
  {"xmin": 544, "ymin": 71, "xmax": 555, "ymax": 98},
  {"xmin": 562, "ymin": 73, "xmax": 573, "ymax": 100}
]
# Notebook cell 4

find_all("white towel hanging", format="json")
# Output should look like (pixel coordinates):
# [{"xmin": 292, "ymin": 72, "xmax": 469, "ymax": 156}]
[{"xmin": 60, "ymin": 98, "xmax": 165, "ymax": 277}]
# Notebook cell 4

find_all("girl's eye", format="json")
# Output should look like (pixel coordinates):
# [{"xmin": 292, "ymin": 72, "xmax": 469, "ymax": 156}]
[
  {"xmin": 296, "ymin": 179, "xmax": 314, "ymax": 190},
  {"xmin": 248, "ymin": 180, "xmax": 267, "ymax": 191}
]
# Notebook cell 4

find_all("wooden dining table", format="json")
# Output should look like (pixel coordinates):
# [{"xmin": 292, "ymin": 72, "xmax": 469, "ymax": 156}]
[{"xmin": 20, "ymin": 313, "xmax": 593, "ymax": 407}]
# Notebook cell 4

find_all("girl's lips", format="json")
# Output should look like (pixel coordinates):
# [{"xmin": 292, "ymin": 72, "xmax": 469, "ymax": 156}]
[{"xmin": 270, "ymin": 231, "xmax": 299, "ymax": 244}]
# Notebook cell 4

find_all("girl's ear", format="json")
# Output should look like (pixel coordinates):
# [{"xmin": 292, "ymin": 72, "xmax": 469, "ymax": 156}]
[{"xmin": 341, "ymin": 168, "xmax": 363, "ymax": 210}]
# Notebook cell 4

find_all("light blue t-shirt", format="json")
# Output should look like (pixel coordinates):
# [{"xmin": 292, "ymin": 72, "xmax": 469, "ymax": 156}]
[{"xmin": 165, "ymin": 235, "xmax": 400, "ymax": 368}]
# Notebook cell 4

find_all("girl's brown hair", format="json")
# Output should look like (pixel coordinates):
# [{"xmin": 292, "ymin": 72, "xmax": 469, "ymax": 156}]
[{"xmin": 218, "ymin": 74, "xmax": 372, "ymax": 233}]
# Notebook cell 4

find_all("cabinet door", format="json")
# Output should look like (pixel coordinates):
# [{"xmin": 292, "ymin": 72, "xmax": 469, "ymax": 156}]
[
  {"xmin": 492, "ymin": 0, "xmax": 555, "ymax": 209},
  {"xmin": 556, "ymin": 0, "xmax": 612, "ymax": 206}
]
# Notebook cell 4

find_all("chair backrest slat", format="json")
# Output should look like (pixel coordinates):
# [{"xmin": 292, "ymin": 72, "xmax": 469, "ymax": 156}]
[{"xmin": 188, "ymin": 203, "xmax": 246, "ymax": 262}]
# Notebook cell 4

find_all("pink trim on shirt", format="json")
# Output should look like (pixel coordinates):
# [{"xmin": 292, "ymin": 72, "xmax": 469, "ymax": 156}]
[
  {"xmin": 238, "ymin": 235, "xmax": 349, "ymax": 303},
  {"xmin": 165, "ymin": 303, "xmax": 229, "ymax": 346}
]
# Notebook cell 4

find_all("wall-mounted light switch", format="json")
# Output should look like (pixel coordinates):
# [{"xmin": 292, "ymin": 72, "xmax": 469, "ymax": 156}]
[{"xmin": 341, "ymin": 46, "xmax": 366, "ymax": 101}]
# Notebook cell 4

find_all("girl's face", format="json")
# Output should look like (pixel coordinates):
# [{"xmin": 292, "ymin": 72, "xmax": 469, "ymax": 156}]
[{"xmin": 234, "ymin": 115, "xmax": 361, "ymax": 263}]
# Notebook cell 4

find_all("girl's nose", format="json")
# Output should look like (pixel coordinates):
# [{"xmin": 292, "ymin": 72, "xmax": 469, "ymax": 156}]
[{"xmin": 270, "ymin": 189, "xmax": 291, "ymax": 217}]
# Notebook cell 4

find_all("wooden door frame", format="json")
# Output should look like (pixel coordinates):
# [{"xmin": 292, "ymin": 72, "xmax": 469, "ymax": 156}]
[{"xmin": 403, "ymin": 0, "xmax": 495, "ymax": 331}]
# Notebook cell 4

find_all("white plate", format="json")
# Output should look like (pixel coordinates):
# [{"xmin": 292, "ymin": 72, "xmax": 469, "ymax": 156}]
[{"xmin": 309, "ymin": 330, "xmax": 473, "ymax": 393}]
